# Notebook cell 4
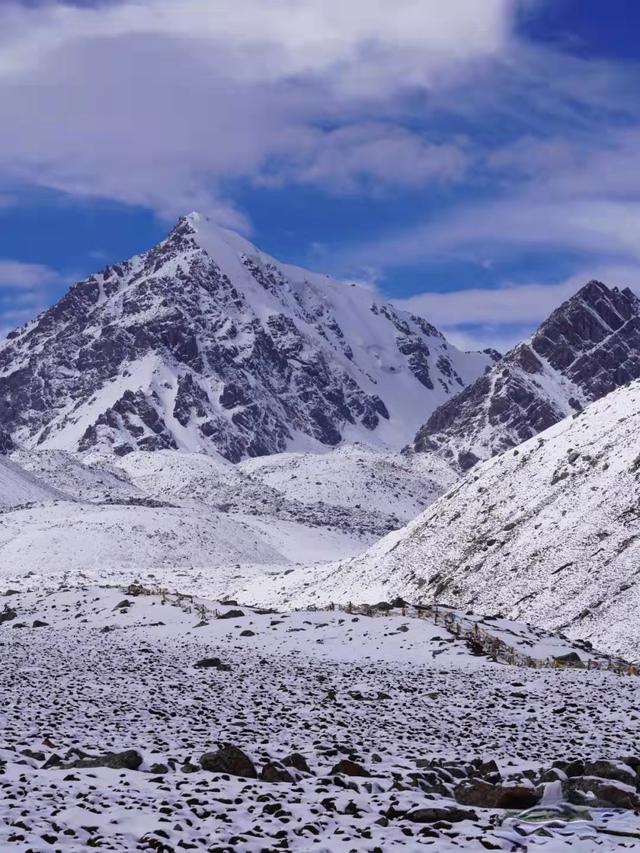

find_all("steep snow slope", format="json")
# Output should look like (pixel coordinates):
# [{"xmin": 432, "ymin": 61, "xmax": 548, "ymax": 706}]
[
  {"xmin": 12, "ymin": 448, "xmax": 141, "ymax": 503},
  {"xmin": 414, "ymin": 281, "xmax": 640, "ymax": 471},
  {"xmin": 0, "ymin": 214, "xmax": 493, "ymax": 461},
  {"xmin": 0, "ymin": 454, "xmax": 67, "ymax": 508},
  {"xmin": 250, "ymin": 379, "xmax": 640, "ymax": 658}
]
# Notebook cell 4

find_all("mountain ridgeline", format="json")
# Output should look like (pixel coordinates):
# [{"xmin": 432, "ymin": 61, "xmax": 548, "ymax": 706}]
[
  {"xmin": 0, "ymin": 214, "xmax": 494, "ymax": 461},
  {"xmin": 413, "ymin": 280, "xmax": 640, "ymax": 471}
]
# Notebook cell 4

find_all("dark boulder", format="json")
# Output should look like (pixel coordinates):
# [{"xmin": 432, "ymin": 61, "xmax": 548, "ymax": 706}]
[
  {"xmin": 200, "ymin": 744, "xmax": 257, "ymax": 778},
  {"xmin": 330, "ymin": 759, "xmax": 371, "ymax": 778},
  {"xmin": 406, "ymin": 806, "xmax": 478, "ymax": 823},
  {"xmin": 260, "ymin": 762, "xmax": 294, "ymax": 783},
  {"xmin": 68, "ymin": 749, "xmax": 143, "ymax": 771},
  {"xmin": 194, "ymin": 657, "xmax": 231, "ymax": 671},
  {"xmin": 455, "ymin": 779, "xmax": 540, "ymax": 810},
  {"xmin": 217, "ymin": 609, "xmax": 245, "ymax": 620},
  {"xmin": 283, "ymin": 753, "xmax": 312, "ymax": 774},
  {"xmin": 563, "ymin": 777, "xmax": 640, "ymax": 809}
]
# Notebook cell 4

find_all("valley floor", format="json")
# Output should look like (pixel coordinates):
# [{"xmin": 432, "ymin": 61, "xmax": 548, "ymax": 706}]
[{"xmin": 2, "ymin": 587, "xmax": 640, "ymax": 851}]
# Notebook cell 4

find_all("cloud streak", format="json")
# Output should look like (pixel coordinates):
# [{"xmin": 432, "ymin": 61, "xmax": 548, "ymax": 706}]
[
  {"xmin": 0, "ymin": 260, "xmax": 61, "ymax": 290},
  {"xmin": 0, "ymin": 0, "xmax": 522, "ymax": 220},
  {"xmin": 394, "ymin": 265, "xmax": 640, "ymax": 351}
]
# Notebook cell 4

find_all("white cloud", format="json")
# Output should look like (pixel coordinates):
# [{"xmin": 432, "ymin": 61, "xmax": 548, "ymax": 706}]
[
  {"xmin": 0, "ymin": 0, "xmax": 521, "ymax": 219},
  {"xmin": 259, "ymin": 124, "xmax": 469, "ymax": 194},
  {"xmin": 394, "ymin": 265, "xmax": 640, "ymax": 351},
  {"xmin": 0, "ymin": 259, "xmax": 63, "ymax": 337},
  {"xmin": 0, "ymin": 260, "xmax": 61, "ymax": 289},
  {"xmin": 355, "ymin": 198, "xmax": 640, "ymax": 270},
  {"xmin": 0, "ymin": 1, "xmax": 516, "ymax": 90}
]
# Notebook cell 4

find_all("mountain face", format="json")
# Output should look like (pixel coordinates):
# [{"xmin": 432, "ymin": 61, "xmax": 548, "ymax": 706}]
[
  {"xmin": 254, "ymin": 377, "xmax": 640, "ymax": 658},
  {"xmin": 413, "ymin": 280, "xmax": 640, "ymax": 471},
  {"xmin": 0, "ymin": 214, "xmax": 493, "ymax": 461}
]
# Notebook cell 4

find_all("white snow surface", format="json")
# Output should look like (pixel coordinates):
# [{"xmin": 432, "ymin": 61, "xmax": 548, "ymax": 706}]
[
  {"xmin": 1, "ymin": 586, "xmax": 639, "ymax": 851},
  {"xmin": 0, "ymin": 443, "xmax": 455, "ymax": 592},
  {"xmin": 249, "ymin": 378, "xmax": 640, "ymax": 659},
  {"xmin": 238, "ymin": 442, "xmax": 457, "ymax": 522},
  {"xmin": 0, "ymin": 454, "xmax": 68, "ymax": 507}
]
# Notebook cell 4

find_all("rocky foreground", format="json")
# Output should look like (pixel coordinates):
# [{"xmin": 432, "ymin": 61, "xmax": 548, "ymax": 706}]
[{"xmin": 1, "ymin": 587, "xmax": 640, "ymax": 851}]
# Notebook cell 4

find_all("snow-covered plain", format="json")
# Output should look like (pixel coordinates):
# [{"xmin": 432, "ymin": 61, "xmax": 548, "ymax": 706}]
[
  {"xmin": 0, "ymin": 443, "xmax": 455, "ymax": 593},
  {"xmin": 2, "ymin": 586, "xmax": 640, "ymax": 852}
]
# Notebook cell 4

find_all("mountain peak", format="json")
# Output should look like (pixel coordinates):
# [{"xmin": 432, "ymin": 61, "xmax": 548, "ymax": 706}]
[
  {"xmin": 0, "ymin": 218, "xmax": 493, "ymax": 460},
  {"xmin": 414, "ymin": 279, "xmax": 640, "ymax": 470}
]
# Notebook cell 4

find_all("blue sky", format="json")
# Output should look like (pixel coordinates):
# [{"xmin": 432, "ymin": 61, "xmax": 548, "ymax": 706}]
[{"xmin": 2, "ymin": 0, "xmax": 640, "ymax": 350}]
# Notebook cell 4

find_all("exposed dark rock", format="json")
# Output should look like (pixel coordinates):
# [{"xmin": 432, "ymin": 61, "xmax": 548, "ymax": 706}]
[
  {"xmin": 67, "ymin": 749, "xmax": 143, "ymax": 771},
  {"xmin": 330, "ymin": 759, "xmax": 371, "ymax": 778},
  {"xmin": 200, "ymin": 744, "xmax": 257, "ymax": 778},
  {"xmin": 582, "ymin": 759, "xmax": 637, "ymax": 786},
  {"xmin": 563, "ymin": 776, "xmax": 640, "ymax": 809},
  {"xmin": 454, "ymin": 779, "xmax": 540, "ymax": 810},
  {"xmin": 0, "ymin": 605, "xmax": 17, "ymax": 625},
  {"xmin": 194, "ymin": 658, "xmax": 231, "ymax": 671},
  {"xmin": 415, "ymin": 281, "xmax": 640, "ymax": 470},
  {"xmin": 283, "ymin": 753, "xmax": 312, "ymax": 774},
  {"xmin": 260, "ymin": 762, "xmax": 294, "ymax": 783},
  {"xmin": 217, "ymin": 609, "xmax": 245, "ymax": 620},
  {"xmin": 405, "ymin": 806, "xmax": 478, "ymax": 823}
]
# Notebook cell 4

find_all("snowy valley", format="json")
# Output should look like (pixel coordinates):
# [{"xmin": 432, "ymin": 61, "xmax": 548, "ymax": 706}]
[{"xmin": 2, "ymin": 220, "xmax": 640, "ymax": 851}]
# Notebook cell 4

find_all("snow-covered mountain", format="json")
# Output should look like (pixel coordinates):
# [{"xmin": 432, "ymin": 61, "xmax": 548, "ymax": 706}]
[
  {"xmin": 0, "ymin": 443, "xmax": 454, "ymax": 591},
  {"xmin": 265, "ymin": 377, "xmax": 640, "ymax": 657},
  {"xmin": 0, "ymin": 213, "xmax": 493, "ymax": 461},
  {"xmin": 413, "ymin": 280, "xmax": 640, "ymax": 471}
]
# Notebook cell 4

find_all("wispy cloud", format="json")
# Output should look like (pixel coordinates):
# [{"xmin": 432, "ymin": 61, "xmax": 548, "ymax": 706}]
[
  {"xmin": 0, "ymin": 259, "xmax": 62, "ymax": 289},
  {"xmin": 394, "ymin": 265, "xmax": 640, "ymax": 351},
  {"xmin": 0, "ymin": 0, "xmax": 523, "ymax": 220}
]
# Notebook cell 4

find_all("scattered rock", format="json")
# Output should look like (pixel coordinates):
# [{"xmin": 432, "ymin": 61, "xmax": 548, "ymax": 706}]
[
  {"xmin": 194, "ymin": 657, "xmax": 231, "ymax": 671},
  {"xmin": 200, "ymin": 744, "xmax": 257, "ymax": 778},
  {"xmin": 283, "ymin": 753, "xmax": 312, "ymax": 774},
  {"xmin": 563, "ymin": 777, "xmax": 640, "ymax": 809},
  {"xmin": 67, "ymin": 749, "xmax": 143, "ymax": 771},
  {"xmin": 260, "ymin": 762, "xmax": 294, "ymax": 783},
  {"xmin": 406, "ymin": 806, "xmax": 478, "ymax": 823},
  {"xmin": 455, "ymin": 779, "xmax": 540, "ymax": 810}
]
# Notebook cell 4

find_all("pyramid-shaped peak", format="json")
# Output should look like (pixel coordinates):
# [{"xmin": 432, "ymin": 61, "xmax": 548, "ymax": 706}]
[
  {"xmin": 539, "ymin": 278, "xmax": 640, "ymax": 338},
  {"xmin": 570, "ymin": 278, "xmax": 639, "ymax": 311},
  {"xmin": 0, "ymin": 211, "xmax": 494, "ymax": 460}
]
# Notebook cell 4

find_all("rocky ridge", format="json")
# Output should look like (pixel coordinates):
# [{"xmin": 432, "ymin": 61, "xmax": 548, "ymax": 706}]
[
  {"xmin": 414, "ymin": 280, "xmax": 640, "ymax": 471},
  {"xmin": 0, "ymin": 213, "xmax": 493, "ymax": 461}
]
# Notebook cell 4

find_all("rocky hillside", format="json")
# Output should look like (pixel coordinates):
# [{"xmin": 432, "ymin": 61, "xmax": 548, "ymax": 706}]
[
  {"xmin": 251, "ymin": 377, "xmax": 640, "ymax": 658},
  {"xmin": 414, "ymin": 280, "xmax": 640, "ymax": 471},
  {"xmin": 3, "ymin": 586, "xmax": 640, "ymax": 850},
  {"xmin": 0, "ymin": 214, "xmax": 493, "ymax": 461}
]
